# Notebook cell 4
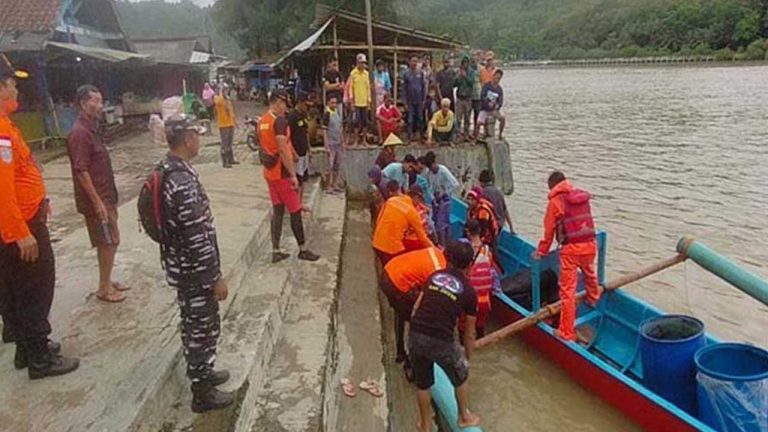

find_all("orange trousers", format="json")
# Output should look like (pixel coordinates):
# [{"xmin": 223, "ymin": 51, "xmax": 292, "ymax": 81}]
[{"xmin": 558, "ymin": 253, "xmax": 601, "ymax": 341}]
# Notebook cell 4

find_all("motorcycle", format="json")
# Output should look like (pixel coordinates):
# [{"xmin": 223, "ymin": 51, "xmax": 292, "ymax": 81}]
[{"xmin": 243, "ymin": 115, "xmax": 261, "ymax": 151}]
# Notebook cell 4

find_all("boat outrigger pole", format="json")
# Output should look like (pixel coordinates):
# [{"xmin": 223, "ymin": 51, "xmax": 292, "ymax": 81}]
[{"xmin": 476, "ymin": 236, "xmax": 768, "ymax": 349}]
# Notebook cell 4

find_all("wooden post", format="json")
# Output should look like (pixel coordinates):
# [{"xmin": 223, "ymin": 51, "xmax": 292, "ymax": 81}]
[
  {"xmin": 332, "ymin": 17, "xmax": 339, "ymax": 62},
  {"xmin": 393, "ymin": 37, "xmax": 399, "ymax": 101},
  {"xmin": 365, "ymin": 0, "xmax": 376, "ymax": 116}
]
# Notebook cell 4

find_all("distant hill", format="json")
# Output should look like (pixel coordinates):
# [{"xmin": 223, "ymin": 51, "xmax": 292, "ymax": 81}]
[
  {"xmin": 115, "ymin": 0, "xmax": 245, "ymax": 60},
  {"xmin": 404, "ymin": 0, "xmax": 768, "ymax": 60}
]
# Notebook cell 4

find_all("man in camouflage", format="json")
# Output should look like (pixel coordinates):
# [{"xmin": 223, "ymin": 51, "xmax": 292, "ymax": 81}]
[{"xmin": 160, "ymin": 115, "xmax": 233, "ymax": 412}]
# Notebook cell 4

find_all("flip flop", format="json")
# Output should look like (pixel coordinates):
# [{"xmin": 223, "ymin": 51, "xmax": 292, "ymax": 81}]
[
  {"xmin": 359, "ymin": 378, "xmax": 384, "ymax": 398},
  {"xmin": 112, "ymin": 282, "xmax": 131, "ymax": 292},
  {"xmin": 340, "ymin": 378, "xmax": 356, "ymax": 397},
  {"xmin": 96, "ymin": 291, "xmax": 126, "ymax": 303}
]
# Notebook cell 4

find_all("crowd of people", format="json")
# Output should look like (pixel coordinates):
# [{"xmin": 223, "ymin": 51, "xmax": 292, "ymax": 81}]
[
  {"xmin": 1, "ymin": 45, "xmax": 603, "ymax": 429},
  {"xmin": 366, "ymin": 148, "xmax": 601, "ymax": 431},
  {"xmin": 323, "ymin": 49, "xmax": 507, "ymax": 148}
]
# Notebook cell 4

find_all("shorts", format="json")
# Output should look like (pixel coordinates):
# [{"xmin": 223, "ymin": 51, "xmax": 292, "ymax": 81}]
[
  {"xmin": 374, "ymin": 248, "xmax": 396, "ymax": 267},
  {"xmin": 380, "ymin": 273, "xmax": 418, "ymax": 320},
  {"xmin": 296, "ymin": 155, "xmax": 309, "ymax": 179},
  {"xmin": 409, "ymin": 331, "xmax": 469, "ymax": 390},
  {"xmin": 268, "ymin": 178, "xmax": 302, "ymax": 214},
  {"xmin": 84, "ymin": 206, "xmax": 120, "ymax": 248},
  {"xmin": 328, "ymin": 146, "xmax": 342, "ymax": 172},
  {"xmin": 478, "ymin": 110, "xmax": 503, "ymax": 124},
  {"xmin": 353, "ymin": 107, "xmax": 369, "ymax": 129}
]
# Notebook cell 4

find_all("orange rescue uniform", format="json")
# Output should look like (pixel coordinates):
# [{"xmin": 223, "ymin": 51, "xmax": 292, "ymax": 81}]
[
  {"xmin": 385, "ymin": 246, "xmax": 447, "ymax": 293},
  {"xmin": 0, "ymin": 114, "xmax": 46, "ymax": 243},
  {"xmin": 259, "ymin": 111, "xmax": 296, "ymax": 182},
  {"xmin": 536, "ymin": 179, "xmax": 600, "ymax": 341},
  {"xmin": 372, "ymin": 195, "xmax": 434, "ymax": 256}
]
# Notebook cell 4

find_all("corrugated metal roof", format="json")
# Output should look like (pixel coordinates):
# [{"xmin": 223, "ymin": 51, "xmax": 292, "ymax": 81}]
[
  {"xmin": 0, "ymin": 0, "xmax": 62, "ymax": 33},
  {"xmin": 132, "ymin": 38, "xmax": 198, "ymax": 65},
  {"xmin": 46, "ymin": 41, "xmax": 152, "ymax": 64},
  {"xmin": 190, "ymin": 51, "xmax": 211, "ymax": 64},
  {"xmin": 270, "ymin": 18, "xmax": 333, "ymax": 68}
]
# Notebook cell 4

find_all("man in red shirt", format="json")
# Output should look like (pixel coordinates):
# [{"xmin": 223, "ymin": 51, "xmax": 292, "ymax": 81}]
[
  {"xmin": 66, "ymin": 85, "xmax": 128, "ymax": 303},
  {"xmin": 0, "ymin": 53, "xmax": 79, "ymax": 378},
  {"xmin": 376, "ymin": 93, "xmax": 401, "ymax": 142}
]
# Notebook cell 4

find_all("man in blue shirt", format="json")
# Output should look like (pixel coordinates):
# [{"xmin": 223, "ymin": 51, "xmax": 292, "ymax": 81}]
[
  {"xmin": 382, "ymin": 154, "xmax": 417, "ymax": 192},
  {"xmin": 402, "ymin": 55, "xmax": 426, "ymax": 143},
  {"xmin": 373, "ymin": 59, "xmax": 392, "ymax": 108},
  {"xmin": 475, "ymin": 69, "xmax": 506, "ymax": 140},
  {"xmin": 422, "ymin": 151, "xmax": 459, "ymax": 246}
]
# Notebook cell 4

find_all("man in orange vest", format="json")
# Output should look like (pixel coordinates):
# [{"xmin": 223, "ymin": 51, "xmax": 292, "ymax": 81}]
[
  {"xmin": 381, "ymin": 246, "xmax": 447, "ymax": 366},
  {"xmin": 533, "ymin": 171, "xmax": 603, "ymax": 341},
  {"xmin": 372, "ymin": 181, "xmax": 434, "ymax": 265},
  {"xmin": 259, "ymin": 89, "xmax": 319, "ymax": 264},
  {"xmin": 0, "ymin": 54, "xmax": 79, "ymax": 378}
]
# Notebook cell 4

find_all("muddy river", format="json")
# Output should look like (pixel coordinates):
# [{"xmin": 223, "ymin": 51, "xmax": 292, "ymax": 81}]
[{"xmin": 469, "ymin": 65, "xmax": 768, "ymax": 430}]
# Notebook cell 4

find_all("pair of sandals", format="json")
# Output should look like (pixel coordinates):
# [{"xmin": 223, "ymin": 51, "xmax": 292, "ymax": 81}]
[
  {"xmin": 340, "ymin": 377, "xmax": 384, "ymax": 398},
  {"xmin": 96, "ymin": 282, "xmax": 130, "ymax": 303}
]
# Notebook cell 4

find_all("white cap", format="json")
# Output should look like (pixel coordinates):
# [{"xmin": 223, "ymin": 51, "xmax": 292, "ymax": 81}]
[{"xmin": 356, "ymin": 53, "xmax": 367, "ymax": 63}]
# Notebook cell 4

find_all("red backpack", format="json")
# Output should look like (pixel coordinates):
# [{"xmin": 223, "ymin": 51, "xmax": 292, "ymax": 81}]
[{"xmin": 556, "ymin": 189, "xmax": 596, "ymax": 245}]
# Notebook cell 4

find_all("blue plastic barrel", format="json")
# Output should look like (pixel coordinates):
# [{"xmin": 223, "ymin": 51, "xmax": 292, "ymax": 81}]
[
  {"xmin": 695, "ymin": 343, "xmax": 768, "ymax": 432},
  {"xmin": 640, "ymin": 315, "xmax": 706, "ymax": 415}
]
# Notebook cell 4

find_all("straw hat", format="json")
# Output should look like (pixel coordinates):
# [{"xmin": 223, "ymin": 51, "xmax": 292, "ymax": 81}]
[{"xmin": 383, "ymin": 133, "xmax": 403, "ymax": 147}]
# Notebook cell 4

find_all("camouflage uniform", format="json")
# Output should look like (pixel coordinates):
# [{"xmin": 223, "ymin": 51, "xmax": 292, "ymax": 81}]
[{"xmin": 161, "ymin": 154, "xmax": 221, "ymax": 383}]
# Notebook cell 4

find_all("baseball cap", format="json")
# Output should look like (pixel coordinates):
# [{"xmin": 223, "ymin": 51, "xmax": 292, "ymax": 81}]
[
  {"xmin": 165, "ymin": 114, "xmax": 207, "ymax": 136},
  {"xmin": 270, "ymin": 88, "xmax": 292, "ymax": 106},
  {"xmin": 356, "ymin": 53, "xmax": 367, "ymax": 63},
  {"xmin": 0, "ymin": 54, "xmax": 29, "ymax": 80}
]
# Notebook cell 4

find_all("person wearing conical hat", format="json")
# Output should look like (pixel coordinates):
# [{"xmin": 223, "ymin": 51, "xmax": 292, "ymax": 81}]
[{"xmin": 375, "ymin": 132, "xmax": 402, "ymax": 170}]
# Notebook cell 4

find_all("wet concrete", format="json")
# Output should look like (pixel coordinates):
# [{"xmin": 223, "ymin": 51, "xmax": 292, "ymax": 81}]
[{"xmin": 329, "ymin": 204, "xmax": 388, "ymax": 432}]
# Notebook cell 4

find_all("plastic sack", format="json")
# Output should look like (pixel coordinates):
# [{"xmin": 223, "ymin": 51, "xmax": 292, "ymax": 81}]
[
  {"xmin": 697, "ymin": 372, "xmax": 768, "ymax": 432},
  {"xmin": 161, "ymin": 96, "xmax": 183, "ymax": 120}
]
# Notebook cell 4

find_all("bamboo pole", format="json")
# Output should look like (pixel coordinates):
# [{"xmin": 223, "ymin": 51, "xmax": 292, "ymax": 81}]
[
  {"xmin": 393, "ymin": 37, "xmax": 398, "ymax": 101},
  {"xmin": 332, "ymin": 17, "xmax": 339, "ymax": 62},
  {"xmin": 365, "ymin": 0, "xmax": 376, "ymax": 115},
  {"xmin": 474, "ymin": 253, "xmax": 687, "ymax": 349}
]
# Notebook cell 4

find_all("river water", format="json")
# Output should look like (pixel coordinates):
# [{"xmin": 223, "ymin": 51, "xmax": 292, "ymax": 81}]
[{"xmin": 471, "ymin": 65, "xmax": 768, "ymax": 430}]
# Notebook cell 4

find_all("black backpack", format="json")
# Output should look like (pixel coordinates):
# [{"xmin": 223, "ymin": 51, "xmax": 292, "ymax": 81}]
[{"xmin": 137, "ymin": 162, "xmax": 179, "ymax": 244}]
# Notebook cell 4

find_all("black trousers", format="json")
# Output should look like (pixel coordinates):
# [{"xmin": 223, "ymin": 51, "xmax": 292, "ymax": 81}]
[{"xmin": 0, "ymin": 202, "xmax": 55, "ymax": 345}]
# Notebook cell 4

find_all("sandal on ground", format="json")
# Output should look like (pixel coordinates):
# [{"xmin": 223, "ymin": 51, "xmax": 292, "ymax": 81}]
[
  {"xmin": 112, "ymin": 282, "xmax": 131, "ymax": 292},
  {"xmin": 457, "ymin": 410, "xmax": 481, "ymax": 428},
  {"xmin": 359, "ymin": 378, "xmax": 384, "ymax": 398},
  {"xmin": 96, "ymin": 291, "xmax": 126, "ymax": 303},
  {"xmin": 341, "ymin": 378, "xmax": 356, "ymax": 397}
]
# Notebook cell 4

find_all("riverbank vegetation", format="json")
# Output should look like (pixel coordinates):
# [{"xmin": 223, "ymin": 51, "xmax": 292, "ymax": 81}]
[
  {"xmin": 115, "ymin": 0, "xmax": 768, "ymax": 62},
  {"xmin": 405, "ymin": 0, "xmax": 768, "ymax": 60}
]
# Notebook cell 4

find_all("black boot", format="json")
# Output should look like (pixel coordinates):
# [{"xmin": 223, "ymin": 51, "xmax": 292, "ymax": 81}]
[
  {"xmin": 221, "ymin": 153, "xmax": 232, "ymax": 168},
  {"xmin": 15, "ymin": 340, "xmax": 61, "ymax": 370},
  {"xmin": 191, "ymin": 383, "xmax": 234, "ymax": 413},
  {"xmin": 205, "ymin": 369, "xmax": 230, "ymax": 387},
  {"xmin": 26, "ymin": 340, "xmax": 79, "ymax": 380}
]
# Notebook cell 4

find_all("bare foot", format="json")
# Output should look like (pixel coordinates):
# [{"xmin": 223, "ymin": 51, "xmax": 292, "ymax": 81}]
[
  {"xmin": 458, "ymin": 410, "xmax": 481, "ymax": 428},
  {"xmin": 112, "ymin": 281, "xmax": 130, "ymax": 291},
  {"xmin": 96, "ymin": 290, "xmax": 126, "ymax": 303},
  {"xmin": 301, "ymin": 204, "xmax": 312, "ymax": 213}
]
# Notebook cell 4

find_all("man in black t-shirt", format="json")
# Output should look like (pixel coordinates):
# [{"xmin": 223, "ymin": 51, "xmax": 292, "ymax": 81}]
[
  {"xmin": 409, "ymin": 240, "xmax": 482, "ymax": 431},
  {"xmin": 287, "ymin": 93, "xmax": 311, "ymax": 185},
  {"xmin": 323, "ymin": 59, "xmax": 344, "ymax": 112}
]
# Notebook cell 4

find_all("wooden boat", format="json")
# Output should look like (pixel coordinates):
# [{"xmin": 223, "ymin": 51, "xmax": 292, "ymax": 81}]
[{"xmin": 430, "ymin": 198, "xmax": 768, "ymax": 432}]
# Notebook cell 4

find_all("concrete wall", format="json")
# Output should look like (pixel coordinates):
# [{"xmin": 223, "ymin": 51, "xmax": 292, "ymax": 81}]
[{"xmin": 308, "ymin": 139, "xmax": 514, "ymax": 200}]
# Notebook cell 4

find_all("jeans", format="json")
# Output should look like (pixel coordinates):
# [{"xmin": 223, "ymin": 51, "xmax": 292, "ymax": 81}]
[{"xmin": 407, "ymin": 102, "xmax": 425, "ymax": 140}]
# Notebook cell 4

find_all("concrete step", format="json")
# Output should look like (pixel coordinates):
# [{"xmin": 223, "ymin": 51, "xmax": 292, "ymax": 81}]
[
  {"xmin": 246, "ymin": 191, "xmax": 346, "ymax": 432},
  {"xmin": 140, "ymin": 180, "xmax": 329, "ymax": 432}
]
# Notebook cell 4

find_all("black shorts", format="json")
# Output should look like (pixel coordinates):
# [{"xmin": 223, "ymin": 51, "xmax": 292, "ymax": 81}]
[
  {"xmin": 353, "ymin": 107, "xmax": 369, "ymax": 128},
  {"xmin": 380, "ymin": 273, "xmax": 418, "ymax": 320},
  {"xmin": 409, "ymin": 331, "xmax": 469, "ymax": 390}
]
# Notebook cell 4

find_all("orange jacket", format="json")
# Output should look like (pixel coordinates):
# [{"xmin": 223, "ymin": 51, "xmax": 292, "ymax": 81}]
[
  {"xmin": 537, "ymin": 180, "xmax": 596, "ymax": 256},
  {"xmin": 0, "ymin": 114, "xmax": 46, "ymax": 244},
  {"xmin": 373, "ymin": 195, "xmax": 434, "ymax": 255},
  {"xmin": 385, "ymin": 246, "xmax": 447, "ymax": 293}
]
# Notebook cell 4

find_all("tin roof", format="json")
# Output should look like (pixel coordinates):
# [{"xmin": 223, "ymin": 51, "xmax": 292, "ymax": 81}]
[{"xmin": 0, "ymin": 0, "xmax": 62, "ymax": 33}]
